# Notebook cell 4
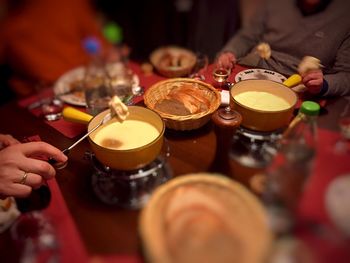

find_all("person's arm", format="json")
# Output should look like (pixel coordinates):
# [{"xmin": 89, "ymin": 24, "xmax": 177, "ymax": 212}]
[
  {"xmin": 0, "ymin": 141, "xmax": 67, "ymax": 198},
  {"xmin": 219, "ymin": 0, "xmax": 268, "ymax": 59},
  {"xmin": 216, "ymin": 0, "xmax": 268, "ymax": 68},
  {"xmin": 321, "ymin": 33, "xmax": 350, "ymax": 97}
]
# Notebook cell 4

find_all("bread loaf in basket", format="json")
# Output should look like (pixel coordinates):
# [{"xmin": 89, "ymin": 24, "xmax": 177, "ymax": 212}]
[{"xmin": 144, "ymin": 78, "xmax": 221, "ymax": 130}]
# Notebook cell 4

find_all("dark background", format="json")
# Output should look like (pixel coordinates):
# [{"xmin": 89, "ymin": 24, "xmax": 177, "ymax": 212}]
[
  {"xmin": 0, "ymin": 0, "xmax": 241, "ymax": 105},
  {"xmin": 96, "ymin": 0, "xmax": 241, "ymax": 62}
]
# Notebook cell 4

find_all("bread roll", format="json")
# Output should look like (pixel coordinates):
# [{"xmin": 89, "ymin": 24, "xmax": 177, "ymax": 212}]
[
  {"xmin": 109, "ymin": 95, "xmax": 129, "ymax": 122},
  {"xmin": 256, "ymin": 42, "xmax": 271, "ymax": 59},
  {"xmin": 298, "ymin": 56, "xmax": 322, "ymax": 74}
]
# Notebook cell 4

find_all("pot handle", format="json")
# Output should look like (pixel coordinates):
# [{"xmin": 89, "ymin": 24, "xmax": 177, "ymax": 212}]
[
  {"xmin": 283, "ymin": 74, "xmax": 302, "ymax": 88},
  {"xmin": 62, "ymin": 107, "xmax": 93, "ymax": 124}
]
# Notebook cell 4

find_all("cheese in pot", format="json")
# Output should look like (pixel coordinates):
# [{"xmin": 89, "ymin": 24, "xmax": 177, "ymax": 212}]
[
  {"xmin": 234, "ymin": 91, "xmax": 290, "ymax": 111},
  {"xmin": 92, "ymin": 119, "xmax": 160, "ymax": 150}
]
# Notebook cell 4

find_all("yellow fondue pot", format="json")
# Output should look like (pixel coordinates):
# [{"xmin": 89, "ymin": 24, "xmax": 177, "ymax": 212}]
[
  {"xmin": 63, "ymin": 106, "xmax": 165, "ymax": 170},
  {"xmin": 229, "ymin": 75, "xmax": 300, "ymax": 132}
]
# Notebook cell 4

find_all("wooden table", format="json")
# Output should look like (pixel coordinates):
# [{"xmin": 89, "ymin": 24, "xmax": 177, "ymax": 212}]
[{"xmin": 1, "ymin": 64, "xmax": 349, "ymax": 262}]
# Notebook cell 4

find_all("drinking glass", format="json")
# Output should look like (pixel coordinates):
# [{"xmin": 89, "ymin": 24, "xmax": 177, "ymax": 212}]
[
  {"xmin": 41, "ymin": 99, "xmax": 64, "ymax": 121},
  {"xmin": 109, "ymin": 66, "xmax": 134, "ymax": 99},
  {"xmin": 84, "ymin": 81, "xmax": 111, "ymax": 116},
  {"xmin": 212, "ymin": 64, "xmax": 231, "ymax": 89},
  {"xmin": 189, "ymin": 53, "xmax": 209, "ymax": 81},
  {"xmin": 10, "ymin": 212, "xmax": 59, "ymax": 263},
  {"xmin": 31, "ymin": 82, "xmax": 64, "ymax": 121}
]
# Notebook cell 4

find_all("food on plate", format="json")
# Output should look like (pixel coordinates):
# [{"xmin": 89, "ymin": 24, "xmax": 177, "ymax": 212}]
[
  {"xmin": 108, "ymin": 95, "xmax": 129, "ymax": 122},
  {"xmin": 154, "ymin": 83, "xmax": 210, "ymax": 115},
  {"xmin": 234, "ymin": 91, "xmax": 291, "ymax": 111},
  {"xmin": 67, "ymin": 79, "xmax": 85, "ymax": 98},
  {"xmin": 150, "ymin": 47, "xmax": 197, "ymax": 77},
  {"xmin": 256, "ymin": 42, "xmax": 271, "ymax": 59},
  {"xmin": 92, "ymin": 118, "xmax": 160, "ymax": 150},
  {"xmin": 158, "ymin": 52, "xmax": 188, "ymax": 69},
  {"xmin": 298, "ymin": 56, "xmax": 322, "ymax": 74}
]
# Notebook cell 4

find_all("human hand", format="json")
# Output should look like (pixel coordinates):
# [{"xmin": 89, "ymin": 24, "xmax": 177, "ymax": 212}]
[
  {"xmin": 216, "ymin": 52, "xmax": 237, "ymax": 70},
  {"xmin": 0, "ymin": 134, "xmax": 20, "ymax": 150},
  {"xmin": 301, "ymin": 69, "xmax": 324, "ymax": 95},
  {"xmin": 0, "ymin": 142, "xmax": 68, "ymax": 198}
]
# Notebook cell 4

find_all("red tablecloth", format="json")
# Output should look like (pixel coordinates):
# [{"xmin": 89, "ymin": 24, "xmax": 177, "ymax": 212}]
[
  {"xmin": 18, "ymin": 62, "xmax": 326, "ymax": 139},
  {"xmin": 296, "ymin": 129, "xmax": 350, "ymax": 263},
  {"xmin": 17, "ymin": 62, "xmax": 167, "ymax": 139}
]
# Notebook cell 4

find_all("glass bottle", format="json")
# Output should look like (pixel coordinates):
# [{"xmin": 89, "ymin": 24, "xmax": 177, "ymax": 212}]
[
  {"xmin": 103, "ymin": 23, "xmax": 137, "ymax": 102},
  {"xmin": 263, "ymin": 101, "xmax": 321, "ymax": 235},
  {"xmin": 82, "ymin": 37, "xmax": 112, "ymax": 116}
]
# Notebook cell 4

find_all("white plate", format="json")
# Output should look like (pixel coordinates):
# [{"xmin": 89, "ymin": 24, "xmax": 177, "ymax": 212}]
[
  {"xmin": 53, "ymin": 63, "xmax": 140, "ymax": 106},
  {"xmin": 234, "ymin": 68, "xmax": 286, "ymax": 83}
]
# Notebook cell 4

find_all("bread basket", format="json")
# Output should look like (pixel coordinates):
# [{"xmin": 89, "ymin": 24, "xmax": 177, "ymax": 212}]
[
  {"xmin": 150, "ymin": 46, "xmax": 197, "ymax": 78},
  {"xmin": 144, "ymin": 78, "xmax": 221, "ymax": 130},
  {"xmin": 139, "ymin": 173, "xmax": 272, "ymax": 263}
]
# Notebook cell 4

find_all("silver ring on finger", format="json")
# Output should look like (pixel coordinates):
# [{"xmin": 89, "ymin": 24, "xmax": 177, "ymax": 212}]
[{"xmin": 19, "ymin": 171, "xmax": 29, "ymax": 185}]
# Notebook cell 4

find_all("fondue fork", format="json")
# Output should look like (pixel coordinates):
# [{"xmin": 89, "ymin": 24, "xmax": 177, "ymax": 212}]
[{"xmin": 48, "ymin": 112, "xmax": 113, "ymax": 169}]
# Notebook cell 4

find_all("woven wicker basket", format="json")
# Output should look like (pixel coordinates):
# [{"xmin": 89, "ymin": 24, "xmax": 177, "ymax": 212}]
[
  {"xmin": 150, "ymin": 46, "xmax": 196, "ymax": 78},
  {"xmin": 144, "ymin": 78, "xmax": 221, "ymax": 130}
]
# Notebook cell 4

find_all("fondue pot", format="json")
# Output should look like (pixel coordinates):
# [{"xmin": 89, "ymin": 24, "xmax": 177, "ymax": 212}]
[
  {"xmin": 229, "ymin": 78, "xmax": 299, "ymax": 132},
  {"xmin": 63, "ymin": 106, "xmax": 165, "ymax": 170}
]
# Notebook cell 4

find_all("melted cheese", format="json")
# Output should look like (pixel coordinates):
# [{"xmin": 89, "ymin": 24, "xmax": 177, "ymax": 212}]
[
  {"xmin": 234, "ymin": 91, "xmax": 290, "ymax": 111},
  {"xmin": 93, "ymin": 119, "xmax": 159, "ymax": 150}
]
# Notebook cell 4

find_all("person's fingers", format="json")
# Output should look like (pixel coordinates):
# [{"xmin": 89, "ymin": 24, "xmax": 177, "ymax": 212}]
[
  {"xmin": 0, "ymin": 134, "xmax": 20, "ymax": 149},
  {"xmin": 16, "ymin": 172, "xmax": 44, "ymax": 189},
  {"xmin": 305, "ymin": 83, "xmax": 322, "ymax": 94},
  {"xmin": 302, "ymin": 71, "xmax": 323, "ymax": 88},
  {"xmin": 303, "ymin": 75, "xmax": 323, "ymax": 87},
  {"xmin": 5, "ymin": 184, "xmax": 32, "ymax": 198},
  {"xmin": 217, "ymin": 57, "xmax": 232, "ymax": 70},
  {"xmin": 19, "ymin": 159, "xmax": 56, "ymax": 180},
  {"xmin": 306, "ymin": 79, "xmax": 323, "ymax": 87},
  {"xmin": 20, "ymin": 141, "xmax": 68, "ymax": 163},
  {"xmin": 302, "ymin": 69, "xmax": 323, "ymax": 80}
]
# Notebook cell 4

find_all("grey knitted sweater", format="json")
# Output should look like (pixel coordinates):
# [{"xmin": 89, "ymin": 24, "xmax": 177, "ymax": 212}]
[{"xmin": 221, "ymin": 0, "xmax": 350, "ymax": 96}]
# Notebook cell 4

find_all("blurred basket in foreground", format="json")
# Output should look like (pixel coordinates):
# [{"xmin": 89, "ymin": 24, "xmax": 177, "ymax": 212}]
[
  {"xmin": 144, "ymin": 78, "xmax": 221, "ymax": 130},
  {"xmin": 139, "ymin": 173, "xmax": 272, "ymax": 263},
  {"xmin": 150, "ymin": 46, "xmax": 196, "ymax": 78}
]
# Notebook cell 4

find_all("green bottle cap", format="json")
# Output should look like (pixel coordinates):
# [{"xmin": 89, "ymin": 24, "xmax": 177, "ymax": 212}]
[
  {"xmin": 300, "ymin": 101, "xmax": 320, "ymax": 116},
  {"xmin": 103, "ymin": 22, "xmax": 123, "ymax": 44}
]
